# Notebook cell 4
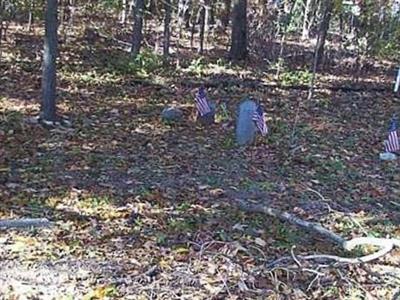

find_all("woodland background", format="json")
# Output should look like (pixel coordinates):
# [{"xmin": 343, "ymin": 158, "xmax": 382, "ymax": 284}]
[{"xmin": 1, "ymin": 0, "xmax": 400, "ymax": 299}]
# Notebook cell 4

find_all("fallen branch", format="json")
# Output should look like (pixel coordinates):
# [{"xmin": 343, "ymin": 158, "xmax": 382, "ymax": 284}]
[
  {"xmin": 232, "ymin": 198, "xmax": 400, "ymax": 264},
  {"xmin": 0, "ymin": 218, "xmax": 52, "ymax": 229}
]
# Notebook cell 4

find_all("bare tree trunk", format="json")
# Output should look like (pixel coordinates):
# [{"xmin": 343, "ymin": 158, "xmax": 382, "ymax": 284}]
[
  {"xmin": 184, "ymin": 0, "xmax": 192, "ymax": 28},
  {"xmin": 131, "ymin": 0, "xmax": 145, "ymax": 57},
  {"xmin": 128, "ymin": 0, "xmax": 135, "ymax": 24},
  {"xmin": 64, "ymin": 0, "xmax": 75, "ymax": 43},
  {"xmin": 27, "ymin": 0, "xmax": 34, "ymax": 31},
  {"xmin": 41, "ymin": 0, "xmax": 58, "ymax": 122},
  {"xmin": 301, "ymin": 0, "xmax": 312, "ymax": 40},
  {"xmin": 229, "ymin": 0, "xmax": 247, "ymax": 60},
  {"xmin": 315, "ymin": 0, "xmax": 333, "ymax": 66},
  {"xmin": 190, "ymin": 6, "xmax": 196, "ymax": 49},
  {"xmin": 204, "ymin": 0, "xmax": 211, "ymax": 51},
  {"xmin": 177, "ymin": 0, "xmax": 191, "ymax": 37},
  {"xmin": 163, "ymin": 0, "xmax": 171, "ymax": 57},
  {"xmin": 120, "ymin": 0, "xmax": 127, "ymax": 24},
  {"xmin": 149, "ymin": 0, "xmax": 157, "ymax": 15},
  {"xmin": 59, "ymin": 0, "xmax": 65, "ymax": 36},
  {"xmin": 0, "ymin": 3, "xmax": 3, "ymax": 63},
  {"xmin": 68, "ymin": 0, "xmax": 75, "ymax": 30},
  {"xmin": 0, "ymin": 21, "xmax": 3, "ymax": 63},
  {"xmin": 198, "ymin": 2, "xmax": 205, "ymax": 53},
  {"xmin": 221, "ymin": 0, "xmax": 231, "ymax": 29},
  {"xmin": 276, "ymin": 0, "xmax": 297, "ymax": 79}
]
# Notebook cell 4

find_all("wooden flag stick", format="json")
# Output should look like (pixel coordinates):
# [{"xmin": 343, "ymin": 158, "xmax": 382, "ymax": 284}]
[{"xmin": 395, "ymin": 67, "xmax": 400, "ymax": 93}]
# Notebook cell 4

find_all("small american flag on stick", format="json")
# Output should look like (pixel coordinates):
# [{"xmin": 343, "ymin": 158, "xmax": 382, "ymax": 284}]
[
  {"xmin": 252, "ymin": 105, "xmax": 268, "ymax": 136},
  {"xmin": 384, "ymin": 116, "xmax": 400, "ymax": 153},
  {"xmin": 195, "ymin": 87, "xmax": 211, "ymax": 116}
]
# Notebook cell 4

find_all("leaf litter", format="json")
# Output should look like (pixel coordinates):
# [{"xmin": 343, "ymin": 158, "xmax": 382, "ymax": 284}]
[{"xmin": 0, "ymin": 28, "xmax": 400, "ymax": 299}]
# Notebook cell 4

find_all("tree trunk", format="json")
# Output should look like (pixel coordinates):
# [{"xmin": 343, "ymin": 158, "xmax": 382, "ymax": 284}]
[
  {"xmin": 120, "ymin": 0, "xmax": 127, "ymax": 24},
  {"xmin": 229, "ymin": 0, "xmax": 247, "ymax": 60},
  {"xmin": 27, "ymin": 0, "xmax": 34, "ymax": 31},
  {"xmin": 198, "ymin": 2, "xmax": 205, "ymax": 53},
  {"xmin": 315, "ymin": 0, "xmax": 333, "ymax": 67},
  {"xmin": 221, "ymin": 0, "xmax": 231, "ymax": 29},
  {"xmin": 190, "ymin": 6, "xmax": 196, "ymax": 49},
  {"xmin": 301, "ymin": 0, "xmax": 312, "ymax": 40},
  {"xmin": 148, "ymin": 0, "xmax": 157, "ymax": 15},
  {"xmin": 131, "ymin": 0, "xmax": 145, "ymax": 57},
  {"xmin": 0, "ymin": 21, "xmax": 3, "ymax": 63},
  {"xmin": 204, "ymin": 0, "xmax": 211, "ymax": 50},
  {"xmin": 41, "ymin": 0, "xmax": 58, "ymax": 122},
  {"xmin": 184, "ymin": 0, "xmax": 192, "ymax": 28},
  {"xmin": 163, "ymin": 0, "xmax": 171, "ymax": 57}
]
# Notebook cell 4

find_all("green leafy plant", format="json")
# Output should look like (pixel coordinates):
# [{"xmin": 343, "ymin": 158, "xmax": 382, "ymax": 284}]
[
  {"xmin": 107, "ymin": 50, "xmax": 162, "ymax": 77},
  {"xmin": 280, "ymin": 69, "xmax": 312, "ymax": 86},
  {"xmin": 216, "ymin": 102, "xmax": 231, "ymax": 122},
  {"xmin": 187, "ymin": 57, "xmax": 206, "ymax": 76}
]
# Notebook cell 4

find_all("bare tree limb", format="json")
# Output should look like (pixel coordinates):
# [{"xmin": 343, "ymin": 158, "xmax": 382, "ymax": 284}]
[
  {"xmin": 0, "ymin": 218, "xmax": 52, "ymax": 229},
  {"xmin": 231, "ymin": 198, "xmax": 400, "ymax": 264}
]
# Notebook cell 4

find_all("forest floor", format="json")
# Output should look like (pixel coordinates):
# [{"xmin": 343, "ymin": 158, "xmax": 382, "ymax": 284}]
[{"xmin": 1, "ymin": 25, "xmax": 400, "ymax": 299}]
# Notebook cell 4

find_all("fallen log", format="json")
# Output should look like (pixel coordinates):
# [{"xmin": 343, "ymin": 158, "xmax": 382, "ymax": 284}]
[
  {"xmin": 232, "ymin": 198, "xmax": 400, "ymax": 264},
  {"xmin": 0, "ymin": 218, "xmax": 52, "ymax": 229}
]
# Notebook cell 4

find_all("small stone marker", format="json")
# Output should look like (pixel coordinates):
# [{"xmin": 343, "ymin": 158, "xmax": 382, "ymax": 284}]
[
  {"xmin": 161, "ymin": 106, "xmax": 183, "ymax": 122},
  {"xmin": 236, "ymin": 99, "xmax": 258, "ymax": 146}
]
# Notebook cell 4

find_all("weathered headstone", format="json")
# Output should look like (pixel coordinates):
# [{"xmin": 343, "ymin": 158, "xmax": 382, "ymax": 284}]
[
  {"xmin": 197, "ymin": 101, "xmax": 216, "ymax": 125},
  {"xmin": 236, "ymin": 99, "xmax": 257, "ymax": 146},
  {"xmin": 161, "ymin": 106, "xmax": 183, "ymax": 122}
]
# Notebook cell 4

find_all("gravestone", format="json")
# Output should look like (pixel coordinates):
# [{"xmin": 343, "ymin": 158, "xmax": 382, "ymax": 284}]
[
  {"xmin": 161, "ymin": 106, "xmax": 183, "ymax": 122},
  {"xmin": 236, "ymin": 99, "xmax": 257, "ymax": 146},
  {"xmin": 197, "ymin": 101, "xmax": 216, "ymax": 125}
]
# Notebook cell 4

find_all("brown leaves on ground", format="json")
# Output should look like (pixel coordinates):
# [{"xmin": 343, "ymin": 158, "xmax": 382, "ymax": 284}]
[{"xmin": 0, "ymin": 26, "xmax": 400, "ymax": 299}]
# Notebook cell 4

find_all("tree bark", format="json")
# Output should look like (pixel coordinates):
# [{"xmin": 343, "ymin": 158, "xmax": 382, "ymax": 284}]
[
  {"xmin": 27, "ymin": 0, "xmax": 34, "ymax": 31},
  {"xmin": 198, "ymin": 2, "xmax": 205, "ymax": 53},
  {"xmin": 131, "ymin": 0, "xmax": 145, "ymax": 57},
  {"xmin": 229, "ymin": 0, "xmax": 247, "ymax": 60},
  {"xmin": 0, "ymin": 9, "xmax": 3, "ymax": 63},
  {"xmin": 148, "ymin": 0, "xmax": 157, "ymax": 15},
  {"xmin": 315, "ymin": 0, "xmax": 333, "ymax": 67},
  {"xmin": 221, "ymin": 0, "xmax": 231, "ymax": 29},
  {"xmin": 301, "ymin": 0, "xmax": 312, "ymax": 40},
  {"xmin": 41, "ymin": 0, "xmax": 58, "ymax": 122},
  {"xmin": 120, "ymin": 0, "xmax": 127, "ymax": 24},
  {"xmin": 163, "ymin": 0, "xmax": 171, "ymax": 57}
]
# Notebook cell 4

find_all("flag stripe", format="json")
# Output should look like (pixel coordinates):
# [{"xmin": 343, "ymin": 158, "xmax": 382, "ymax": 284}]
[
  {"xmin": 385, "ymin": 116, "xmax": 400, "ymax": 152},
  {"xmin": 252, "ymin": 105, "xmax": 268, "ymax": 136},
  {"xmin": 195, "ymin": 88, "xmax": 211, "ymax": 116}
]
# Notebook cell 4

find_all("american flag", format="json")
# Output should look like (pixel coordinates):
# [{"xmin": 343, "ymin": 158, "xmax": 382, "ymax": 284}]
[
  {"xmin": 252, "ymin": 105, "xmax": 268, "ymax": 136},
  {"xmin": 195, "ymin": 87, "xmax": 211, "ymax": 116},
  {"xmin": 384, "ymin": 116, "xmax": 400, "ymax": 153}
]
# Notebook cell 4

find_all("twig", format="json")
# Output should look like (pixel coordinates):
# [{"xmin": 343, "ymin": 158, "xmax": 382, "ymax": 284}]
[
  {"xmin": 217, "ymin": 269, "xmax": 232, "ymax": 298},
  {"xmin": 290, "ymin": 246, "xmax": 302, "ymax": 268},
  {"xmin": 307, "ymin": 272, "xmax": 321, "ymax": 291},
  {"xmin": 305, "ymin": 187, "xmax": 327, "ymax": 202},
  {"xmin": 305, "ymin": 187, "xmax": 369, "ymax": 236}
]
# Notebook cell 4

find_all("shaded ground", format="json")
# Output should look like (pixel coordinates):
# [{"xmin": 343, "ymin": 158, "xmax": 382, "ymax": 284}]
[{"xmin": 1, "ymin": 24, "xmax": 400, "ymax": 299}]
